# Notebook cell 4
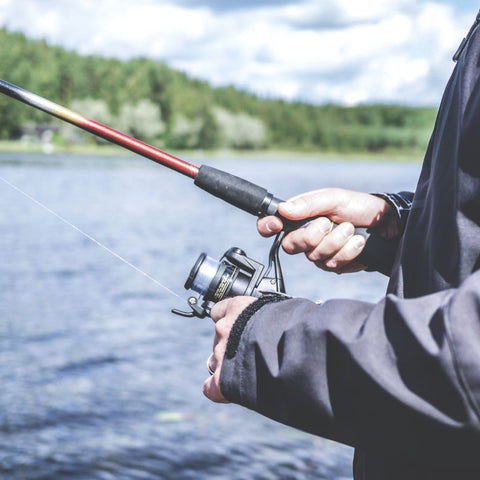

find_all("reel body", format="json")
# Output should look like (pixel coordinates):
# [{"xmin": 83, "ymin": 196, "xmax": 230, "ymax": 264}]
[{"xmin": 173, "ymin": 236, "xmax": 285, "ymax": 318}]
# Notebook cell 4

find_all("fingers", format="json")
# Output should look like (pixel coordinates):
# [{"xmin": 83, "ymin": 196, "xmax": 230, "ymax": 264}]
[
  {"xmin": 306, "ymin": 222, "xmax": 355, "ymax": 262},
  {"xmin": 282, "ymin": 217, "xmax": 333, "ymax": 254},
  {"xmin": 256, "ymin": 190, "xmax": 341, "ymax": 237},
  {"xmin": 282, "ymin": 218, "xmax": 366, "ymax": 273},
  {"xmin": 206, "ymin": 343, "xmax": 224, "ymax": 377},
  {"xmin": 257, "ymin": 189, "xmax": 393, "ymax": 242},
  {"xmin": 203, "ymin": 333, "xmax": 229, "ymax": 403},
  {"xmin": 279, "ymin": 189, "xmax": 391, "ymax": 227},
  {"xmin": 257, "ymin": 215, "xmax": 283, "ymax": 237},
  {"xmin": 257, "ymin": 189, "xmax": 366, "ymax": 240},
  {"xmin": 205, "ymin": 296, "xmax": 257, "ymax": 403},
  {"xmin": 279, "ymin": 189, "xmax": 345, "ymax": 220},
  {"xmin": 203, "ymin": 371, "xmax": 228, "ymax": 403},
  {"xmin": 316, "ymin": 234, "xmax": 366, "ymax": 272},
  {"xmin": 210, "ymin": 296, "xmax": 257, "ymax": 324},
  {"xmin": 210, "ymin": 297, "xmax": 231, "ymax": 323},
  {"xmin": 203, "ymin": 328, "xmax": 230, "ymax": 404}
]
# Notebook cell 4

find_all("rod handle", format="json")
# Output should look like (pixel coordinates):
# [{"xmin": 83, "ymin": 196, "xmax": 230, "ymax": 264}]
[{"xmin": 194, "ymin": 165, "xmax": 274, "ymax": 216}]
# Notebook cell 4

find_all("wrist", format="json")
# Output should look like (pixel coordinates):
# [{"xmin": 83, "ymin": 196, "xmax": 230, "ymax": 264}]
[
  {"xmin": 371, "ymin": 192, "xmax": 413, "ymax": 238},
  {"xmin": 225, "ymin": 293, "xmax": 288, "ymax": 360}
]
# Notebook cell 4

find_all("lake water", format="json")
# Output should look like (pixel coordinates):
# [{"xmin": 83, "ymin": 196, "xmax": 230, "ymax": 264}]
[{"xmin": 0, "ymin": 152, "xmax": 421, "ymax": 480}]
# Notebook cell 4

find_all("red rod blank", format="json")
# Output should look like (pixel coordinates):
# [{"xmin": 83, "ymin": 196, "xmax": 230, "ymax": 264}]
[
  {"xmin": 0, "ymin": 78, "xmax": 199, "ymax": 179},
  {"xmin": 83, "ymin": 119, "xmax": 199, "ymax": 178}
]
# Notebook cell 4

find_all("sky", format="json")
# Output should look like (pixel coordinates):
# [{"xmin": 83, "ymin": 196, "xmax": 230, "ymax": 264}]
[{"xmin": 0, "ymin": 0, "xmax": 478, "ymax": 106}]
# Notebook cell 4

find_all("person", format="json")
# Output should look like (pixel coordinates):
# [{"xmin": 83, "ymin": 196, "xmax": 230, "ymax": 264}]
[{"xmin": 203, "ymin": 10, "xmax": 480, "ymax": 480}]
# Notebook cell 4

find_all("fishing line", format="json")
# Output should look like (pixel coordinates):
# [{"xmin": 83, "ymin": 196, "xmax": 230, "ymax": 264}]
[
  {"xmin": 0, "ymin": 79, "xmax": 397, "ymax": 275},
  {"xmin": 0, "ymin": 174, "xmax": 184, "ymax": 301}
]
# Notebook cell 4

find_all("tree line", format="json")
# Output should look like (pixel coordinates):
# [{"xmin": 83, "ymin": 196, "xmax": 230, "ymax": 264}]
[{"xmin": 0, "ymin": 28, "xmax": 437, "ymax": 153}]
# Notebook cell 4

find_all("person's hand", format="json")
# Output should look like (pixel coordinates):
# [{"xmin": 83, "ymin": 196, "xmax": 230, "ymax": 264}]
[
  {"xmin": 203, "ymin": 296, "xmax": 257, "ymax": 403},
  {"xmin": 257, "ymin": 188, "xmax": 396, "ymax": 274}
]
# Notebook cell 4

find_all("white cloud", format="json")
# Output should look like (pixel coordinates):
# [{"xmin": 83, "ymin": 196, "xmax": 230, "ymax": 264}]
[
  {"xmin": 0, "ymin": 0, "xmax": 474, "ymax": 105},
  {"xmin": 271, "ymin": 0, "xmax": 417, "ymax": 28}
]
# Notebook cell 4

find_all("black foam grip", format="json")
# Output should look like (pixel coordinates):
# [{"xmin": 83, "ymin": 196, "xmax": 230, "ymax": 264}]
[{"xmin": 195, "ymin": 165, "xmax": 269, "ymax": 216}]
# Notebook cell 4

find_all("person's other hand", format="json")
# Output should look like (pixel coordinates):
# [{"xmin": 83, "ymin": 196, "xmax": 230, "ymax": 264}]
[{"xmin": 203, "ymin": 296, "xmax": 257, "ymax": 403}]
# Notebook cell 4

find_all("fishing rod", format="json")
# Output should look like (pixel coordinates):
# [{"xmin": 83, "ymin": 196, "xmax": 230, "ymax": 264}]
[
  {"xmin": 0, "ymin": 79, "xmax": 396, "ymax": 316},
  {"xmin": 0, "ymin": 79, "xmax": 289, "ymax": 219}
]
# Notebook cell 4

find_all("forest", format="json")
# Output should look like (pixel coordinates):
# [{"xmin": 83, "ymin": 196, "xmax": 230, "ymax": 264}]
[{"xmin": 0, "ymin": 28, "xmax": 437, "ymax": 154}]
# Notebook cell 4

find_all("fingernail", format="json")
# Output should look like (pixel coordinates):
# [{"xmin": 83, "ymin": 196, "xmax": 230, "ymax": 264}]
[
  {"xmin": 266, "ymin": 221, "xmax": 280, "ymax": 233},
  {"xmin": 353, "ymin": 236, "xmax": 365, "ymax": 250},
  {"xmin": 325, "ymin": 259, "xmax": 337, "ymax": 269}
]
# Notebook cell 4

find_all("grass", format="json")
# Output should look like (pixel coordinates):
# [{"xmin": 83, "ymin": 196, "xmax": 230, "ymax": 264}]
[{"xmin": 0, "ymin": 140, "xmax": 425, "ymax": 163}]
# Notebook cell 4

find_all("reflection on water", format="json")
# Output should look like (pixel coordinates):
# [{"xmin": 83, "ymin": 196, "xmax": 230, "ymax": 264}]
[{"xmin": 0, "ymin": 153, "xmax": 421, "ymax": 479}]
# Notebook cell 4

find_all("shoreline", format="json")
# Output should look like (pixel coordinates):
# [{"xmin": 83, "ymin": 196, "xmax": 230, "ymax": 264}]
[{"xmin": 0, "ymin": 140, "xmax": 424, "ymax": 163}]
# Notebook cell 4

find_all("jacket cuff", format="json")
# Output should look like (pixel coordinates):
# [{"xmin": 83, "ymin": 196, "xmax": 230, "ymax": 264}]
[
  {"xmin": 220, "ymin": 294, "xmax": 289, "ymax": 404},
  {"xmin": 372, "ymin": 191, "xmax": 413, "ymax": 231},
  {"xmin": 225, "ymin": 293, "xmax": 288, "ymax": 360}
]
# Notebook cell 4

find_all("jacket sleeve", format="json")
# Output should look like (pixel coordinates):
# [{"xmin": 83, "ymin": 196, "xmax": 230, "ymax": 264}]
[
  {"xmin": 362, "ymin": 191, "xmax": 414, "ymax": 275},
  {"xmin": 220, "ymin": 270, "xmax": 480, "ymax": 465},
  {"xmin": 372, "ymin": 191, "xmax": 414, "ymax": 232}
]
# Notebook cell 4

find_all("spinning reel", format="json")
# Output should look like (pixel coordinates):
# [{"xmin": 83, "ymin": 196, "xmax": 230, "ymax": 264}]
[{"xmin": 172, "ymin": 234, "xmax": 286, "ymax": 318}]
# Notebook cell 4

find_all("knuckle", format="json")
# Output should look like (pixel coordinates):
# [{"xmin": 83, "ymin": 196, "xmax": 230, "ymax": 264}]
[
  {"xmin": 293, "ymin": 196, "xmax": 309, "ymax": 213},
  {"xmin": 303, "ymin": 226, "xmax": 320, "ymax": 247},
  {"xmin": 214, "ymin": 320, "xmax": 228, "ymax": 337},
  {"xmin": 211, "ymin": 297, "xmax": 230, "ymax": 320},
  {"xmin": 314, "ymin": 259, "xmax": 335, "ymax": 272},
  {"xmin": 333, "ymin": 222, "xmax": 354, "ymax": 240},
  {"xmin": 348, "ymin": 234, "xmax": 366, "ymax": 253},
  {"xmin": 213, "ymin": 343, "xmax": 224, "ymax": 361},
  {"xmin": 306, "ymin": 249, "xmax": 325, "ymax": 262},
  {"xmin": 325, "ymin": 258, "xmax": 338, "ymax": 269},
  {"xmin": 231, "ymin": 296, "xmax": 244, "ymax": 306},
  {"xmin": 230, "ymin": 296, "xmax": 247, "ymax": 311},
  {"xmin": 282, "ymin": 235, "xmax": 299, "ymax": 254}
]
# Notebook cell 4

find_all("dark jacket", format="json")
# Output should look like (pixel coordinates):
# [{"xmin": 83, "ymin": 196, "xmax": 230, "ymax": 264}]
[{"xmin": 220, "ymin": 14, "xmax": 480, "ymax": 480}]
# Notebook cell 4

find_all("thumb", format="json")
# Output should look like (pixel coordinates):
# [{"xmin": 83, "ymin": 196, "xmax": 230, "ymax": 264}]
[{"xmin": 278, "ymin": 189, "xmax": 337, "ymax": 220}]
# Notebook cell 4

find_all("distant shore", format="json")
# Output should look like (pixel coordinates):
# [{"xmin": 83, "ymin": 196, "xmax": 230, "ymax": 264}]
[{"xmin": 0, "ymin": 140, "xmax": 424, "ymax": 163}]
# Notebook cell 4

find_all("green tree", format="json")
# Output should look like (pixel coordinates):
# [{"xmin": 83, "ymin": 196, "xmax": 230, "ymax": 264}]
[
  {"xmin": 214, "ymin": 107, "xmax": 266, "ymax": 149},
  {"xmin": 117, "ymin": 100, "xmax": 165, "ymax": 142},
  {"xmin": 0, "ymin": 28, "xmax": 438, "ymax": 154}
]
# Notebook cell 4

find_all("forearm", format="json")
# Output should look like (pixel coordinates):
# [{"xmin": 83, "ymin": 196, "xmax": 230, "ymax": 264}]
[{"xmin": 220, "ymin": 274, "xmax": 480, "ymax": 464}]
